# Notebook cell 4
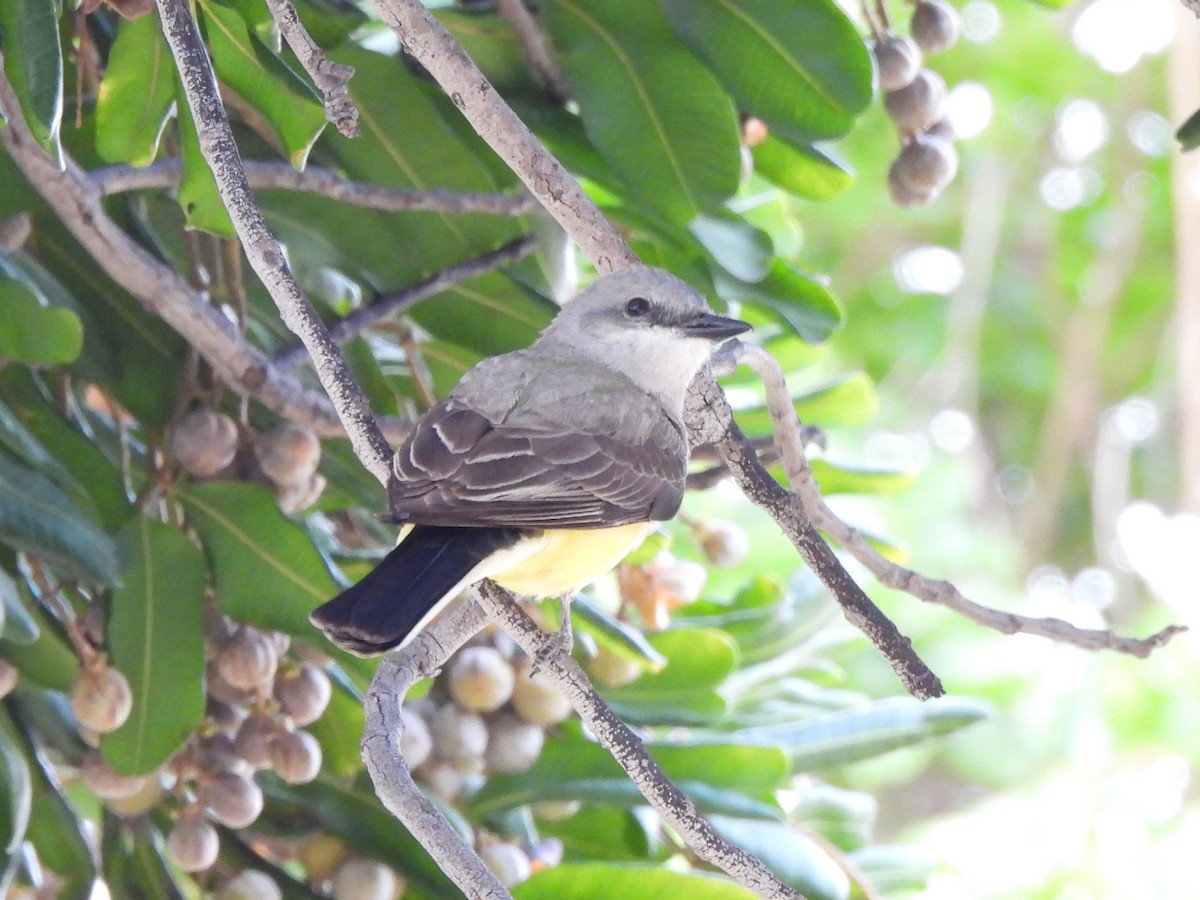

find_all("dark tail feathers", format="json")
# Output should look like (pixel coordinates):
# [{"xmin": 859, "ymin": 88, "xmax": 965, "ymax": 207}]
[{"xmin": 311, "ymin": 526, "xmax": 523, "ymax": 655}]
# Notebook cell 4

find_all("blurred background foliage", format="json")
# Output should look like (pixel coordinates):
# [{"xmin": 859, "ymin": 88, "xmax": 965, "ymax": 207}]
[{"xmin": 0, "ymin": 0, "xmax": 1197, "ymax": 897}]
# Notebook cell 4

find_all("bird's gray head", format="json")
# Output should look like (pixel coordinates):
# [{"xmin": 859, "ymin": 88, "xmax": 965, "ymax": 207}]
[{"xmin": 539, "ymin": 267, "xmax": 750, "ymax": 407}]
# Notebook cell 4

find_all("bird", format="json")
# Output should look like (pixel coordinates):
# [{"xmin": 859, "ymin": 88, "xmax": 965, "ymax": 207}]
[{"xmin": 310, "ymin": 265, "xmax": 750, "ymax": 656}]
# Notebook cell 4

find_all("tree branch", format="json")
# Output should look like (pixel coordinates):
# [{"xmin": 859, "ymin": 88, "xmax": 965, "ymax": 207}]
[
  {"xmin": 472, "ymin": 581, "xmax": 802, "ymax": 900},
  {"xmin": 263, "ymin": 0, "xmax": 360, "ymax": 136},
  {"xmin": 92, "ymin": 159, "xmax": 542, "ymax": 216},
  {"xmin": 155, "ymin": 0, "xmax": 393, "ymax": 484},
  {"xmin": 360, "ymin": 600, "xmax": 512, "ymax": 899},
  {"xmin": 730, "ymin": 342, "xmax": 1184, "ymax": 659},
  {"xmin": 373, "ymin": 0, "xmax": 638, "ymax": 274},
  {"xmin": 273, "ymin": 234, "xmax": 540, "ymax": 369},
  {"xmin": 685, "ymin": 363, "xmax": 945, "ymax": 701},
  {"xmin": 0, "ymin": 67, "xmax": 409, "ymax": 445}
]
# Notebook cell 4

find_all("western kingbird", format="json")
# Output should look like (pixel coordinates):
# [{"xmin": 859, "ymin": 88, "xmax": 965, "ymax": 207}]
[{"xmin": 311, "ymin": 266, "xmax": 750, "ymax": 655}]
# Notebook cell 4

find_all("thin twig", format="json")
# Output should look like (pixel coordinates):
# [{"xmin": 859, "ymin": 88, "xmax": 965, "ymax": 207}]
[
  {"xmin": 23, "ymin": 556, "xmax": 96, "ymax": 664},
  {"xmin": 686, "ymin": 363, "xmax": 945, "ymax": 701},
  {"xmin": 473, "ymin": 581, "xmax": 803, "ymax": 900},
  {"xmin": 494, "ymin": 0, "xmax": 569, "ymax": 101},
  {"xmin": 263, "ymin": 0, "xmax": 360, "ymax": 136},
  {"xmin": 731, "ymin": 342, "xmax": 1184, "ymax": 659},
  {"xmin": 361, "ymin": 601, "xmax": 512, "ymax": 899},
  {"xmin": 92, "ymin": 159, "xmax": 541, "ymax": 216},
  {"xmin": 373, "ymin": 0, "xmax": 638, "ymax": 274},
  {"xmin": 273, "ymin": 234, "xmax": 540, "ymax": 369},
  {"xmin": 0, "ymin": 68, "xmax": 409, "ymax": 445},
  {"xmin": 154, "ymin": 0, "xmax": 393, "ymax": 484}
]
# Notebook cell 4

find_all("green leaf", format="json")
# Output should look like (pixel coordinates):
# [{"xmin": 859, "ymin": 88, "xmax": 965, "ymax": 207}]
[
  {"xmin": 0, "ymin": 0, "xmax": 63, "ymax": 159},
  {"xmin": 100, "ymin": 813, "xmax": 191, "ymax": 900},
  {"xmin": 179, "ymin": 480, "xmax": 337, "ymax": 637},
  {"xmin": 175, "ymin": 75, "xmax": 236, "ymax": 236},
  {"xmin": 260, "ymin": 777, "xmax": 458, "ymax": 897},
  {"xmin": 689, "ymin": 212, "xmax": 773, "ymax": 283},
  {"xmin": 305, "ymin": 683, "xmax": 365, "ymax": 777},
  {"xmin": 708, "ymin": 816, "xmax": 849, "ymax": 900},
  {"xmin": 0, "ymin": 707, "xmax": 32, "ymax": 891},
  {"xmin": 0, "ymin": 452, "xmax": 123, "ymax": 586},
  {"xmin": 0, "ymin": 392, "xmax": 77, "ymax": 492},
  {"xmin": 0, "ymin": 568, "xmax": 30, "ymax": 644},
  {"xmin": 535, "ymin": 807, "xmax": 651, "ymax": 862},
  {"xmin": 808, "ymin": 459, "xmax": 916, "ymax": 496},
  {"xmin": 11, "ymin": 710, "xmax": 95, "ymax": 900},
  {"xmin": 0, "ymin": 273, "xmax": 82, "ymax": 365},
  {"xmin": 716, "ymin": 262, "xmax": 844, "ymax": 344},
  {"xmin": 601, "ymin": 629, "xmax": 737, "ymax": 725},
  {"xmin": 101, "ymin": 518, "xmax": 207, "ymax": 776},
  {"xmin": 1177, "ymin": 105, "xmax": 1200, "ymax": 151},
  {"xmin": 791, "ymin": 782, "xmax": 876, "ymax": 851},
  {"xmin": 663, "ymin": 0, "xmax": 872, "ymax": 142},
  {"xmin": 514, "ymin": 862, "xmax": 760, "ymax": 900},
  {"xmin": 752, "ymin": 138, "xmax": 854, "ymax": 201},
  {"xmin": 199, "ymin": 0, "xmax": 326, "ymax": 167},
  {"xmin": 849, "ymin": 844, "xmax": 935, "ymax": 893},
  {"xmin": 96, "ymin": 14, "xmax": 175, "ymax": 166},
  {"xmin": 541, "ymin": 0, "xmax": 741, "ymax": 225},
  {"xmin": 732, "ymin": 695, "xmax": 990, "ymax": 769},
  {"xmin": 572, "ymin": 597, "xmax": 667, "ymax": 674}
]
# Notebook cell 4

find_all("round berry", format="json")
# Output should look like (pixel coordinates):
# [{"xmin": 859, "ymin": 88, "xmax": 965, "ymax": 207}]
[
  {"xmin": 167, "ymin": 812, "xmax": 219, "ymax": 873},
  {"xmin": 429, "ymin": 704, "xmax": 488, "ymax": 763},
  {"xmin": 331, "ymin": 858, "xmax": 401, "ymax": 900},
  {"xmin": 0, "ymin": 658, "xmax": 18, "ymax": 700},
  {"xmin": 218, "ymin": 870, "xmax": 282, "ymax": 900},
  {"xmin": 216, "ymin": 627, "xmax": 278, "ymax": 692},
  {"xmin": 172, "ymin": 409, "xmax": 239, "ymax": 478},
  {"xmin": 911, "ymin": 0, "xmax": 961, "ymax": 54},
  {"xmin": 873, "ymin": 35, "xmax": 922, "ymax": 92},
  {"xmin": 485, "ymin": 713, "xmax": 544, "ymax": 774},
  {"xmin": 695, "ymin": 519, "xmax": 751, "ymax": 568},
  {"xmin": 448, "ymin": 646, "xmax": 515, "ymax": 712},
  {"xmin": 586, "ymin": 646, "xmax": 643, "ymax": 688},
  {"xmin": 202, "ymin": 770, "xmax": 263, "ymax": 829},
  {"xmin": 70, "ymin": 664, "xmax": 133, "ymax": 734},
  {"xmin": 255, "ymin": 424, "xmax": 321, "ymax": 489},
  {"xmin": 270, "ymin": 729, "xmax": 322, "ymax": 784},
  {"xmin": 235, "ymin": 713, "xmax": 281, "ymax": 770},
  {"xmin": 511, "ymin": 661, "xmax": 572, "ymax": 726},
  {"xmin": 884, "ymin": 69, "xmax": 946, "ymax": 133},
  {"xmin": 890, "ymin": 134, "xmax": 959, "ymax": 194},
  {"xmin": 80, "ymin": 752, "xmax": 147, "ymax": 801},
  {"xmin": 274, "ymin": 663, "xmax": 332, "ymax": 726},
  {"xmin": 479, "ymin": 841, "xmax": 532, "ymax": 888},
  {"xmin": 399, "ymin": 706, "xmax": 433, "ymax": 769}
]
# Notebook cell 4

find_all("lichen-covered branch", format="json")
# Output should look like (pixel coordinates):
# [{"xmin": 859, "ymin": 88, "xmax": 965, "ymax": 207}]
[{"xmin": 263, "ymin": 0, "xmax": 360, "ymax": 136}]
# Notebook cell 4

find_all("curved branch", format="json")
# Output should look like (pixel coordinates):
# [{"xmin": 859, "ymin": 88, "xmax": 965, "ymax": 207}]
[
  {"xmin": 92, "ymin": 159, "xmax": 542, "ymax": 216},
  {"xmin": 0, "ymin": 69, "xmax": 407, "ymax": 445},
  {"xmin": 473, "ymin": 581, "xmax": 802, "ymax": 900},
  {"xmin": 155, "ymin": 0, "xmax": 393, "ymax": 484},
  {"xmin": 264, "ymin": 0, "xmax": 360, "ymax": 136}
]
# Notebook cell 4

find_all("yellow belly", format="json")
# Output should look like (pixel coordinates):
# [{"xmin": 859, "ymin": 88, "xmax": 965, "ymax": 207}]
[{"xmin": 488, "ymin": 522, "xmax": 655, "ymax": 597}]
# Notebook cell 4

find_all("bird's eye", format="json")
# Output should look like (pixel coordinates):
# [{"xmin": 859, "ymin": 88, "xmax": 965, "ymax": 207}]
[{"xmin": 624, "ymin": 297, "xmax": 650, "ymax": 318}]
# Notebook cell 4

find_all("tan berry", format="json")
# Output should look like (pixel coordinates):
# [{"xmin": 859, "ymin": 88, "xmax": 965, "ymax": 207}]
[
  {"xmin": 218, "ymin": 870, "xmax": 282, "ymax": 900},
  {"xmin": 194, "ymin": 730, "xmax": 249, "ymax": 776},
  {"xmin": 586, "ymin": 646, "xmax": 644, "ymax": 688},
  {"xmin": 274, "ymin": 663, "xmax": 332, "ymax": 726},
  {"xmin": 270, "ymin": 729, "xmax": 322, "ymax": 784},
  {"xmin": 911, "ymin": 0, "xmax": 961, "ymax": 54},
  {"xmin": 479, "ymin": 842, "xmax": 532, "ymax": 889},
  {"xmin": 448, "ymin": 646, "xmax": 515, "ymax": 713},
  {"xmin": 105, "ymin": 771, "xmax": 164, "ymax": 816},
  {"xmin": 873, "ymin": 34, "xmax": 922, "ymax": 92},
  {"xmin": 925, "ymin": 115, "xmax": 956, "ymax": 142},
  {"xmin": 484, "ymin": 713, "xmax": 544, "ymax": 774},
  {"xmin": 890, "ymin": 134, "xmax": 959, "ymax": 194},
  {"xmin": 399, "ymin": 706, "xmax": 433, "ymax": 769},
  {"xmin": 172, "ymin": 409, "xmax": 239, "ymax": 478},
  {"xmin": 70, "ymin": 664, "xmax": 133, "ymax": 734},
  {"xmin": 255, "ymin": 424, "xmax": 321, "ymax": 489},
  {"xmin": 216, "ymin": 627, "xmax": 278, "ymax": 692},
  {"xmin": 419, "ymin": 759, "xmax": 468, "ymax": 802},
  {"xmin": 234, "ymin": 712, "xmax": 281, "ymax": 770},
  {"xmin": 206, "ymin": 659, "xmax": 252, "ymax": 705},
  {"xmin": 0, "ymin": 658, "xmax": 18, "ymax": 699},
  {"xmin": 696, "ymin": 519, "xmax": 751, "ymax": 568},
  {"xmin": 428, "ymin": 704, "xmax": 488, "ymax": 763},
  {"xmin": 511, "ymin": 660, "xmax": 572, "ymax": 726},
  {"xmin": 80, "ymin": 752, "xmax": 147, "ymax": 801},
  {"xmin": 884, "ymin": 69, "xmax": 946, "ymax": 133},
  {"xmin": 276, "ymin": 473, "xmax": 327, "ymax": 515},
  {"xmin": 201, "ymin": 770, "xmax": 263, "ymax": 828},
  {"xmin": 167, "ymin": 813, "xmax": 219, "ymax": 873},
  {"xmin": 331, "ymin": 857, "xmax": 401, "ymax": 900}
]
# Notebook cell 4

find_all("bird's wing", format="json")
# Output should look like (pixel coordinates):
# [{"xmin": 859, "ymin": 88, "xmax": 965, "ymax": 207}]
[{"xmin": 387, "ymin": 376, "xmax": 687, "ymax": 529}]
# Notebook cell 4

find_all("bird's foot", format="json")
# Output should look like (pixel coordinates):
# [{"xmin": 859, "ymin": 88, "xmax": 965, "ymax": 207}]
[{"xmin": 532, "ymin": 595, "xmax": 574, "ymax": 673}]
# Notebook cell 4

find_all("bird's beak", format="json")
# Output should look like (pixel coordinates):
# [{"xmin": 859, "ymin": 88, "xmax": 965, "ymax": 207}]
[{"xmin": 681, "ymin": 312, "xmax": 752, "ymax": 340}]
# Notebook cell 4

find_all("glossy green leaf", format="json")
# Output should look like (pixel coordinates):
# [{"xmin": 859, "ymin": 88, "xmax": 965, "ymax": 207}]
[
  {"xmin": 0, "ymin": 571, "xmax": 36, "ymax": 646},
  {"xmin": 752, "ymin": 138, "xmax": 854, "ymax": 201},
  {"xmin": 96, "ymin": 14, "xmax": 175, "ymax": 166},
  {"xmin": 260, "ymin": 777, "xmax": 458, "ymax": 897},
  {"xmin": 100, "ymin": 813, "xmax": 190, "ymax": 900},
  {"xmin": 305, "ymin": 683, "xmax": 365, "ymax": 777},
  {"xmin": 13, "ymin": 713, "xmax": 95, "ymax": 900},
  {"xmin": 514, "ymin": 862, "xmax": 759, "ymax": 900},
  {"xmin": 290, "ymin": 0, "xmax": 367, "ymax": 47},
  {"xmin": 0, "ymin": 452, "xmax": 122, "ymax": 586},
  {"xmin": 601, "ymin": 628, "xmax": 737, "ymax": 725},
  {"xmin": 0, "ymin": 0, "xmax": 62, "ymax": 159},
  {"xmin": 535, "ymin": 807, "xmax": 651, "ymax": 862},
  {"xmin": 179, "ymin": 480, "xmax": 337, "ymax": 637},
  {"xmin": 0, "ymin": 707, "xmax": 32, "ymax": 892},
  {"xmin": 0, "ymin": 275, "xmax": 82, "ymax": 365},
  {"xmin": 175, "ymin": 76, "xmax": 235, "ymax": 236},
  {"xmin": 792, "ymin": 782, "xmax": 876, "ymax": 851},
  {"xmin": 0, "ymin": 391, "xmax": 77, "ymax": 493},
  {"xmin": 689, "ymin": 212, "xmax": 773, "ymax": 283},
  {"xmin": 1177, "ymin": 104, "xmax": 1200, "ymax": 151},
  {"xmin": 1, "ymin": 623, "xmax": 78, "ymax": 692},
  {"xmin": 572, "ymin": 597, "xmax": 667, "ymax": 673},
  {"xmin": 808, "ymin": 459, "xmax": 916, "ymax": 496},
  {"xmin": 732, "ymin": 695, "xmax": 990, "ymax": 770},
  {"xmin": 716, "ymin": 261, "xmax": 844, "ymax": 344},
  {"xmin": 708, "ymin": 816, "xmax": 849, "ymax": 900},
  {"xmin": 663, "ymin": 0, "xmax": 872, "ymax": 142},
  {"xmin": 541, "ymin": 0, "xmax": 741, "ymax": 225},
  {"xmin": 199, "ymin": 0, "xmax": 326, "ymax": 167},
  {"xmin": 101, "ymin": 518, "xmax": 207, "ymax": 776},
  {"xmin": 849, "ymin": 844, "xmax": 935, "ymax": 893}
]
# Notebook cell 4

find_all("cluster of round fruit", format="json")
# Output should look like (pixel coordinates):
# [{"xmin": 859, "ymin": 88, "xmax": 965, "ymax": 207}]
[
  {"xmin": 172, "ymin": 409, "xmax": 326, "ymax": 514},
  {"xmin": 874, "ymin": 0, "xmax": 963, "ymax": 207}
]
